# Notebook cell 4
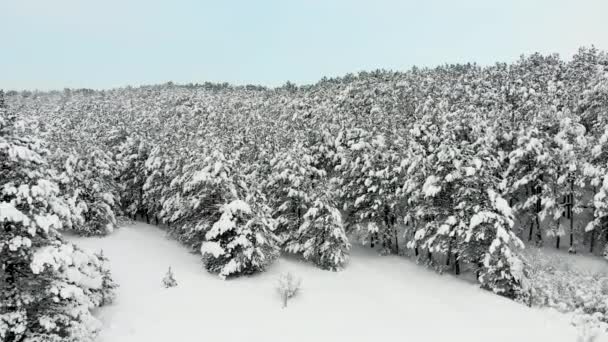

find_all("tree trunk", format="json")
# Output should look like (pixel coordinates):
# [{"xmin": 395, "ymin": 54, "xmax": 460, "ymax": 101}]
[
  {"xmin": 391, "ymin": 214, "xmax": 398, "ymax": 254},
  {"xmin": 382, "ymin": 231, "xmax": 387, "ymax": 250},
  {"xmin": 394, "ymin": 230, "xmax": 399, "ymax": 254},
  {"xmin": 534, "ymin": 182, "xmax": 542, "ymax": 246},
  {"xmin": 454, "ymin": 253, "xmax": 460, "ymax": 275},
  {"xmin": 446, "ymin": 238, "xmax": 453, "ymax": 266},
  {"xmin": 569, "ymin": 180, "xmax": 575, "ymax": 253},
  {"xmin": 535, "ymin": 215, "xmax": 542, "ymax": 245},
  {"xmin": 590, "ymin": 229, "xmax": 596, "ymax": 253},
  {"xmin": 556, "ymin": 236, "xmax": 560, "ymax": 249}
]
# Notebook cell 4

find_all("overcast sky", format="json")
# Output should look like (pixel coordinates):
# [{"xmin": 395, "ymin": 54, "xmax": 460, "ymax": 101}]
[{"xmin": 2, "ymin": 0, "xmax": 607, "ymax": 90}]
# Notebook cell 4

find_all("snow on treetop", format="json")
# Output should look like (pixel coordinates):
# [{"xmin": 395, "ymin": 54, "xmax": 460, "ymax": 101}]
[
  {"xmin": 0, "ymin": 201, "xmax": 31, "ymax": 226},
  {"xmin": 4, "ymin": 144, "xmax": 44, "ymax": 163},
  {"xmin": 223, "ymin": 199, "xmax": 252, "ymax": 215},
  {"xmin": 422, "ymin": 175, "xmax": 441, "ymax": 198},
  {"xmin": 201, "ymin": 241, "xmax": 225, "ymax": 258},
  {"xmin": 34, "ymin": 214, "xmax": 62, "ymax": 233}
]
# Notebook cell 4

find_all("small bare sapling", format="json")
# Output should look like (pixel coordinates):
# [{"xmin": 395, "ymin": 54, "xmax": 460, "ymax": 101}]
[{"xmin": 277, "ymin": 272, "xmax": 301, "ymax": 308}]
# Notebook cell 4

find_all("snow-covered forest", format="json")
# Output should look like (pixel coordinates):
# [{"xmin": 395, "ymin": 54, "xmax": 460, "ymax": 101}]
[{"xmin": 2, "ymin": 46, "xmax": 608, "ymax": 341}]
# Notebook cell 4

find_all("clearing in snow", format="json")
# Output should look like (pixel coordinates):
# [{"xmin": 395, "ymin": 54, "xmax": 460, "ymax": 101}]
[{"xmin": 69, "ymin": 223, "xmax": 591, "ymax": 342}]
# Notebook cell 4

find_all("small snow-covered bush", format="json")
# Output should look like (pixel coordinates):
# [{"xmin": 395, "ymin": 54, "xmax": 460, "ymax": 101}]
[
  {"xmin": 162, "ymin": 266, "xmax": 178, "ymax": 288},
  {"xmin": 92, "ymin": 250, "xmax": 118, "ymax": 306},
  {"xmin": 277, "ymin": 272, "xmax": 301, "ymax": 308},
  {"xmin": 572, "ymin": 313, "xmax": 607, "ymax": 342}
]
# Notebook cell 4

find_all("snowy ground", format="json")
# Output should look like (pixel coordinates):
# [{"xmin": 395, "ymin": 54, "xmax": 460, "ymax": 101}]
[
  {"xmin": 69, "ymin": 223, "xmax": 602, "ymax": 342},
  {"xmin": 523, "ymin": 244, "xmax": 608, "ymax": 275}
]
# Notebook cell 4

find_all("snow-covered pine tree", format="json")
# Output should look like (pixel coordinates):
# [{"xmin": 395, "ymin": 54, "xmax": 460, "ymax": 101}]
[
  {"xmin": 506, "ymin": 125, "xmax": 554, "ymax": 246},
  {"xmin": 200, "ymin": 197, "xmax": 280, "ymax": 279},
  {"xmin": 400, "ymin": 118, "xmax": 445, "ymax": 264},
  {"xmin": 463, "ymin": 120, "xmax": 527, "ymax": 297},
  {"xmin": 92, "ymin": 249, "xmax": 118, "ymax": 305},
  {"xmin": 116, "ymin": 137, "xmax": 150, "ymax": 221},
  {"xmin": 163, "ymin": 149, "xmax": 235, "ymax": 250},
  {"xmin": 57, "ymin": 151, "xmax": 119, "ymax": 236},
  {"xmin": 285, "ymin": 194, "xmax": 350, "ymax": 271},
  {"xmin": 265, "ymin": 149, "xmax": 318, "ymax": 246},
  {"xmin": 545, "ymin": 115, "xmax": 587, "ymax": 252},
  {"xmin": 583, "ymin": 75, "xmax": 608, "ymax": 257},
  {"xmin": 0, "ymin": 110, "xmax": 116, "ymax": 342},
  {"xmin": 162, "ymin": 266, "xmax": 178, "ymax": 288},
  {"xmin": 337, "ymin": 128, "xmax": 401, "ymax": 254},
  {"xmin": 142, "ymin": 146, "xmax": 172, "ymax": 225},
  {"xmin": 401, "ymin": 112, "xmax": 527, "ymax": 294}
]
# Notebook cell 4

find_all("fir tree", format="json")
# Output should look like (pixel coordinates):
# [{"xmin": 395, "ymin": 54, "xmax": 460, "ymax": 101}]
[
  {"xmin": 0, "ymin": 110, "xmax": 116, "ymax": 342},
  {"xmin": 162, "ymin": 266, "xmax": 178, "ymax": 288},
  {"xmin": 200, "ymin": 198, "xmax": 280, "ymax": 279}
]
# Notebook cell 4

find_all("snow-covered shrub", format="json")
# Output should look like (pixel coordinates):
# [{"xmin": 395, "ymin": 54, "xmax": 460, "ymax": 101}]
[
  {"xmin": 162, "ymin": 266, "xmax": 178, "ymax": 288},
  {"xmin": 572, "ymin": 313, "xmax": 606, "ymax": 342},
  {"xmin": 285, "ymin": 196, "xmax": 350, "ymax": 271},
  {"xmin": 0, "ymin": 112, "xmax": 116, "ymax": 342},
  {"xmin": 524, "ymin": 249, "xmax": 608, "ymax": 323},
  {"xmin": 276, "ymin": 272, "xmax": 301, "ymax": 308},
  {"xmin": 90, "ymin": 249, "xmax": 118, "ymax": 306},
  {"xmin": 200, "ymin": 199, "xmax": 280, "ymax": 279}
]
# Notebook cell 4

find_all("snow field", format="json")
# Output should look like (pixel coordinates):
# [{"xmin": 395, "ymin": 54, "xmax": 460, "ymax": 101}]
[{"xmin": 70, "ymin": 223, "xmax": 599, "ymax": 342}]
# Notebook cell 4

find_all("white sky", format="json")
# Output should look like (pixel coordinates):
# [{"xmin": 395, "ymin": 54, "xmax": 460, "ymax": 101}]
[{"xmin": 1, "ymin": 0, "xmax": 607, "ymax": 90}]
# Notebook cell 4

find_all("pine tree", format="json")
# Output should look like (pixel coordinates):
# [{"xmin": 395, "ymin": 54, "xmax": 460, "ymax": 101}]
[
  {"xmin": 162, "ymin": 266, "xmax": 178, "ymax": 288},
  {"xmin": 200, "ymin": 198, "xmax": 280, "ymax": 279},
  {"xmin": 285, "ymin": 195, "xmax": 350, "ymax": 271},
  {"xmin": 116, "ymin": 137, "xmax": 150, "ymax": 221},
  {"xmin": 0, "ymin": 110, "xmax": 116, "ymax": 342},
  {"xmin": 58, "ymin": 151, "xmax": 119, "ymax": 236}
]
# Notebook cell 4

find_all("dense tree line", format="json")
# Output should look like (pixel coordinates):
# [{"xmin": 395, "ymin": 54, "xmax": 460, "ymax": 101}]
[
  {"xmin": 4, "ymin": 47, "xmax": 608, "ymax": 307},
  {"xmin": 0, "ymin": 92, "xmax": 116, "ymax": 342}
]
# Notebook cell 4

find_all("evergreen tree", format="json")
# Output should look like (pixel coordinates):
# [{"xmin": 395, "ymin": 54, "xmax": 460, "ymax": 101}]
[
  {"xmin": 162, "ymin": 266, "xmax": 178, "ymax": 288},
  {"xmin": 200, "ymin": 198, "xmax": 280, "ymax": 278},
  {"xmin": 0, "ymin": 110, "xmax": 115, "ymax": 342},
  {"xmin": 285, "ymin": 195, "xmax": 350, "ymax": 271}
]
